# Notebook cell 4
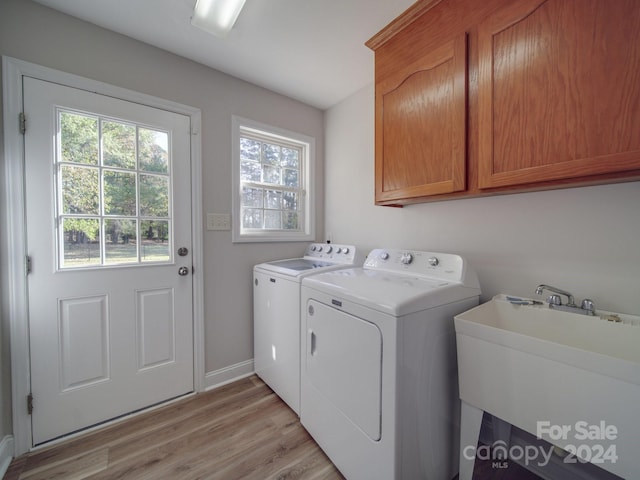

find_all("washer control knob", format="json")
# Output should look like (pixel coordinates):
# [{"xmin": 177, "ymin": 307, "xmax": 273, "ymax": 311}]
[
  {"xmin": 401, "ymin": 252, "xmax": 413, "ymax": 265},
  {"xmin": 427, "ymin": 256, "xmax": 439, "ymax": 267},
  {"xmin": 310, "ymin": 245, "xmax": 317, "ymax": 252},
  {"xmin": 342, "ymin": 247, "xmax": 349, "ymax": 254},
  {"xmin": 380, "ymin": 251, "xmax": 390, "ymax": 261},
  {"xmin": 317, "ymin": 246, "xmax": 323, "ymax": 252},
  {"xmin": 325, "ymin": 245, "xmax": 333, "ymax": 253}
]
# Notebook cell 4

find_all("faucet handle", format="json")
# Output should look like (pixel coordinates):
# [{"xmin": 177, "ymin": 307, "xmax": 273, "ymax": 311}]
[
  {"xmin": 581, "ymin": 299, "xmax": 596, "ymax": 315},
  {"xmin": 547, "ymin": 294, "xmax": 562, "ymax": 305}
]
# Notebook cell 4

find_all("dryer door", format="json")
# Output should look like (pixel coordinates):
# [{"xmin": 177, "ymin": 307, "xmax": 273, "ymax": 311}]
[{"xmin": 306, "ymin": 299, "xmax": 382, "ymax": 440}]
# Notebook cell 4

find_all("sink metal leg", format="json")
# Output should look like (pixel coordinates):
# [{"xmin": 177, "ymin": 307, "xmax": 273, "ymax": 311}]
[
  {"xmin": 492, "ymin": 415, "xmax": 512, "ymax": 460},
  {"xmin": 459, "ymin": 401, "xmax": 484, "ymax": 480}
]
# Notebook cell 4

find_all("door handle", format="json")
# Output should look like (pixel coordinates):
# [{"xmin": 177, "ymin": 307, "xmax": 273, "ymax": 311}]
[{"xmin": 178, "ymin": 266, "xmax": 190, "ymax": 276}]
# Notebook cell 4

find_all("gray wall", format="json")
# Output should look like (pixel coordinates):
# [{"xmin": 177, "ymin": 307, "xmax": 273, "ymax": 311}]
[
  {"xmin": 325, "ymin": 84, "xmax": 640, "ymax": 315},
  {"xmin": 0, "ymin": 0, "xmax": 324, "ymax": 441}
]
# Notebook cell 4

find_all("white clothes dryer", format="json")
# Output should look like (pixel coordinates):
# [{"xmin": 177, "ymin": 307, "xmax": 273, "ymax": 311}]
[
  {"xmin": 253, "ymin": 243, "xmax": 362, "ymax": 415},
  {"xmin": 300, "ymin": 249, "xmax": 481, "ymax": 480}
]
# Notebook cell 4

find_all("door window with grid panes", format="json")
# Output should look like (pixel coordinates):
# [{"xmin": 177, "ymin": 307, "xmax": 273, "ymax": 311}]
[
  {"xmin": 232, "ymin": 116, "xmax": 315, "ymax": 242},
  {"xmin": 57, "ymin": 110, "xmax": 172, "ymax": 267}
]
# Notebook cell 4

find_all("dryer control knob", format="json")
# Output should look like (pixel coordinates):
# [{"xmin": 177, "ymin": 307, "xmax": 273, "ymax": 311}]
[
  {"xmin": 325, "ymin": 245, "xmax": 333, "ymax": 253},
  {"xmin": 342, "ymin": 247, "xmax": 350, "ymax": 254},
  {"xmin": 428, "ymin": 256, "xmax": 439, "ymax": 267},
  {"xmin": 380, "ymin": 251, "xmax": 390, "ymax": 261},
  {"xmin": 401, "ymin": 252, "xmax": 413, "ymax": 265}
]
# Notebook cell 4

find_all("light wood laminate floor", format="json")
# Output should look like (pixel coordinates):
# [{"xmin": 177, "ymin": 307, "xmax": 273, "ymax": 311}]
[
  {"xmin": 5, "ymin": 375, "xmax": 344, "ymax": 480},
  {"xmin": 5, "ymin": 374, "xmax": 546, "ymax": 480}
]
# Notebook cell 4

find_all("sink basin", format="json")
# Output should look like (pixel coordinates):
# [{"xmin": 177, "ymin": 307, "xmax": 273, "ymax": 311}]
[{"xmin": 454, "ymin": 294, "xmax": 640, "ymax": 480}]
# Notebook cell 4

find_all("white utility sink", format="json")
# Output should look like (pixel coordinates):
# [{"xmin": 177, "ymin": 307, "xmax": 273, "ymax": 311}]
[{"xmin": 454, "ymin": 294, "xmax": 640, "ymax": 480}]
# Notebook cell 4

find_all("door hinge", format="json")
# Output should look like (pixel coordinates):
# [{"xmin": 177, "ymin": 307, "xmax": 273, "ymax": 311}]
[
  {"xmin": 26, "ymin": 255, "xmax": 32, "ymax": 275},
  {"xmin": 27, "ymin": 393, "xmax": 33, "ymax": 415},
  {"xmin": 19, "ymin": 112, "xmax": 26, "ymax": 134}
]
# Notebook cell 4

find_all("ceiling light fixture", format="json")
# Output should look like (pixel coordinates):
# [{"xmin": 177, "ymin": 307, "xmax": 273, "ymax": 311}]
[{"xmin": 191, "ymin": 0, "xmax": 247, "ymax": 38}]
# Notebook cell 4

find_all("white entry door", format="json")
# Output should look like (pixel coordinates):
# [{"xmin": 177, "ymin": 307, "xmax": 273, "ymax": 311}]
[{"xmin": 23, "ymin": 77, "xmax": 194, "ymax": 445}]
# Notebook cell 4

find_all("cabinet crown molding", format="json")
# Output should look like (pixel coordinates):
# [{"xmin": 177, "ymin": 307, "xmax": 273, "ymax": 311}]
[{"xmin": 366, "ymin": 0, "xmax": 443, "ymax": 50}]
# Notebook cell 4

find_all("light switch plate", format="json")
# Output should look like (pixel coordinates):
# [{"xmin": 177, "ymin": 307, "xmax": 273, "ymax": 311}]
[{"xmin": 207, "ymin": 213, "xmax": 231, "ymax": 231}]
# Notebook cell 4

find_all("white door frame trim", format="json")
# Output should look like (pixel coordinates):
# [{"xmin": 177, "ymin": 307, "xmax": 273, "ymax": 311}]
[{"xmin": 1, "ymin": 56, "xmax": 205, "ymax": 455}]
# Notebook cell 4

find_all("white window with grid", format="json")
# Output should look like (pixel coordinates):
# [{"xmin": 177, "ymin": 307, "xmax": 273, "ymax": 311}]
[{"xmin": 232, "ymin": 116, "xmax": 315, "ymax": 242}]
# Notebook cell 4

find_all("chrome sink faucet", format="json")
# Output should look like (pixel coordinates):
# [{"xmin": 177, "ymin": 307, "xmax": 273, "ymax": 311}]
[
  {"xmin": 535, "ymin": 284, "xmax": 575, "ymax": 306},
  {"xmin": 535, "ymin": 284, "xmax": 596, "ymax": 316}
]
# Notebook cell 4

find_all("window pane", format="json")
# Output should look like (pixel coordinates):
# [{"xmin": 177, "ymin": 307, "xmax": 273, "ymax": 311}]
[
  {"xmin": 61, "ymin": 165, "xmax": 99, "ymax": 214},
  {"xmin": 61, "ymin": 218, "xmax": 100, "ymax": 267},
  {"xmin": 282, "ymin": 168, "xmax": 299, "ymax": 187},
  {"xmin": 57, "ymin": 112, "xmax": 174, "ymax": 268},
  {"xmin": 283, "ymin": 192, "xmax": 298, "ymax": 211},
  {"xmin": 103, "ymin": 170, "xmax": 136, "ymax": 216},
  {"xmin": 242, "ymin": 186, "xmax": 263, "ymax": 207},
  {"xmin": 104, "ymin": 219, "xmax": 137, "ymax": 264},
  {"xmin": 240, "ymin": 137, "xmax": 260, "ymax": 161},
  {"xmin": 236, "ymin": 121, "xmax": 311, "ymax": 241},
  {"xmin": 60, "ymin": 112, "xmax": 98, "ymax": 165},
  {"xmin": 263, "ymin": 165, "xmax": 281, "ymax": 185},
  {"xmin": 240, "ymin": 160, "xmax": 261, "ymax": 182},
  {"xmin": 102, "ymin": 120, "xmax": 136, "ymax": 169},
  {"xmin": 265, "ymin": 190, "xmax": 282, "ymax": 209},
  {"xmin": 141, "ymin": 220, "xmax": 170, "ymax": 262},
  {"xmin": 265, "ymin": 210, "xmax": 282, "ymax": 229},
  {"xmin": 262, "ymin": 143, "xmax": 280, "ymax": 166},
  {"xmin": 281, "ymin": 148, "xmax": 299, "ymax": 168},
  {"xmin": 140, "ymin": 174, "xmax": 169, "ymax": 217},
  {"xmin": 139, "ymin": 128, "xmax": 169, "ymax": 173},
  {"xmin": 283, "ymin": 211, "xmax": 299, "ymax": 230},
  {"xmin": 242, "ymin": 208, "xmax": 263, "ymax": 229}
]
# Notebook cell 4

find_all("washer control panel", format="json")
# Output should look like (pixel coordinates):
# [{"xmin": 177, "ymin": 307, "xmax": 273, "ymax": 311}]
[
  {"xmin": 305, "ymin": 243, "xmax": 360, "ymax": 265},
  {"xmin": 364, "ymin": 248, "xmax": 468, "ymax": 283}
]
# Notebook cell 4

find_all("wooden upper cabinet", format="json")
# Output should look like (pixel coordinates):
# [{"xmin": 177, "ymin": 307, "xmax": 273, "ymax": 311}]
[
  {"xmin": 374, "ymin": 34, "xmax": 467, "ymax": 204},
  {"xmin": 478, "ymin": 0, "xmax": 640, "ymax": 189},
  {"xmin": 369, "ymin": 0, "xmax": 640, "ymax": 205}
]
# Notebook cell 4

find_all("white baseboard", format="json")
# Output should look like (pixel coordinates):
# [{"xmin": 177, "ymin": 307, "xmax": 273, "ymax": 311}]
[
  {"xmin": 204, "ymin": 359, "xmax": 254, "ymax": 391},
  {"xmin": 0, "ymin": 435, "xmax": 14, "ymax": 479}
]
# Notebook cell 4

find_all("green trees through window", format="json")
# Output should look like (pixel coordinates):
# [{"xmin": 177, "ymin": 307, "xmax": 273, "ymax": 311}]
[
  {"xmin": 58, "ymin": 110, "xmax": 171, "ymax": 267},
  {"xmin": 239, "ymin": 135, "xmax": 302, "ymax": 231}
]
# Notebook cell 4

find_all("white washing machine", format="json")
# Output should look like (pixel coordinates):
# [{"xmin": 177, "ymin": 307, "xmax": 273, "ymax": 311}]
[
  {"xmin": 253, "ymin": 243, "xmax": 362, "ymax": 415},
  {"xmin": 300, "ymin": 248, "xmax": 481, "ymax": 480}
]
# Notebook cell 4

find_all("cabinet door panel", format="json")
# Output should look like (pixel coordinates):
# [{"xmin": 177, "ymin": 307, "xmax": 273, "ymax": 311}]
[
  {"xmin": 375, "ymin": 34, "xmax": 467, "ymax": 203},
  {"xmin": 478, "ymin": 0, "xmax": 640, "ymax": 189}
]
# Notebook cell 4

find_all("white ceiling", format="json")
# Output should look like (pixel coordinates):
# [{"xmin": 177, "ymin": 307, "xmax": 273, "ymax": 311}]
[{"xmin": 33, "ymin": 0, "xmax": 417, "ymax": 110}]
